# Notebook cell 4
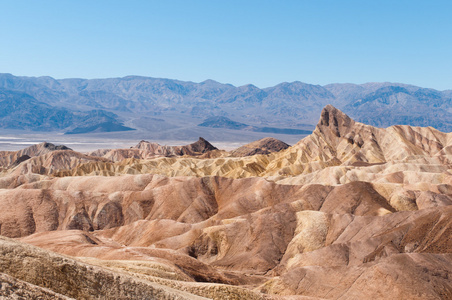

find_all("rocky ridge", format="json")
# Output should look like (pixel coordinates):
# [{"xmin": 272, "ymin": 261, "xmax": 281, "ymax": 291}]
[{"xmin": 87, "ymin": 137, "xmax": 225, "ymax": 162}]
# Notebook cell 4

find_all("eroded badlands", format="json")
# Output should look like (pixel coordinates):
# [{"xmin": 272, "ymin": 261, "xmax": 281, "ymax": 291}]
[{"xmin": 0, "ymin": 105, "xmax": 451, "ymax": 299}]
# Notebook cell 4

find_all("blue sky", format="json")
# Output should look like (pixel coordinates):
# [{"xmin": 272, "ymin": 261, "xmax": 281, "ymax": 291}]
[{"xmin": 1, "ymin": 0, "xmax": 451, "ymax": 90}]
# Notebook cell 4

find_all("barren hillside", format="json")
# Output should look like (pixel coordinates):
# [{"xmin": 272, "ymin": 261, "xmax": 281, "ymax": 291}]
[{"xmin": 0, "ymin": 105, "xmax": 451, "ymax": 299}]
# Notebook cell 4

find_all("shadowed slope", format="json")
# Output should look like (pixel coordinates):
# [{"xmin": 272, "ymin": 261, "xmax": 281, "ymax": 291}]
[{"xmin": 230, "ymin": 137, "xmax": 290, "ymax": 157}]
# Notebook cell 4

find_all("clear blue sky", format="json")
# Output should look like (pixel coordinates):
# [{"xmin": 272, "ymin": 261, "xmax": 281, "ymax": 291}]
[{"xmin": 1, "ymin": 0, "xmax": 451, "ymax": 90}]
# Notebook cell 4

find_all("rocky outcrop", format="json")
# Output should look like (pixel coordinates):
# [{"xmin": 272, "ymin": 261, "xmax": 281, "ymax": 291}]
[
  {"xmin": 0, "ymin": 236, "xmax": 209, "ymax": 300},
  {"xmin": 0, "ymin": 142, "xmax": 71, "ymax": 169},
  {"xmin": 3, "ymin": 149, "xmax": 110, "ymax": 176},
  {"xmin": 0, "ymin": 273, "xmax": 71, "ymax": 300},
  {"xmin": 134, "ymin": 137, "xmax": 218, "ymax": 156},
  {"xmin": 230, "ymin": 137, "xmax": 290, "ymax": 157},
  {"xmin": 87, "ymin": 137, "xmax": 224, "ymax": 162}
]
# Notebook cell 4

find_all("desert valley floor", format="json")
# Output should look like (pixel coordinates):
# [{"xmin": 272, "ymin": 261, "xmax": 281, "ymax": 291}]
[{"xmin": 0, "ymin": 105, "xmax": 451, "ymax": 299}]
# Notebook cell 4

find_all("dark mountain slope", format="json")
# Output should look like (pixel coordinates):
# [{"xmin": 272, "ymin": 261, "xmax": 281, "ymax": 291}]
[{"xmin": 0, "ymin": 89, "xmax": 134, "ymax": 133}]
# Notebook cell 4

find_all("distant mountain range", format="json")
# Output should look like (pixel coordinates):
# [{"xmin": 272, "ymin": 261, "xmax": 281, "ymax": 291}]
[{"xmin": 0, "ymin": 73, "xmax": 451, "ymax": 135}]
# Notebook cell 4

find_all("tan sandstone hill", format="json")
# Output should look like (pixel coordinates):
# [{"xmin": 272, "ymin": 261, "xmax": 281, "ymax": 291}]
[{"xmin": 0, "ymin": 142, "xmax": 71, "ymax": 170}]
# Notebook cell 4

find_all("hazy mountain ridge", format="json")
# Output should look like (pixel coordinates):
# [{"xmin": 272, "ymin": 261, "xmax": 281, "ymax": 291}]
[
  {"xmin": 0, "ymin": 89, "xmax": 134, "ymax": 133},
  {"xmin": 0, "ymin": 73, "xmax": 451, "ymax": 134}
]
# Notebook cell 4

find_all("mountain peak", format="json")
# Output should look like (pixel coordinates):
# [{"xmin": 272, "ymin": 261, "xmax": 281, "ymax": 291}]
[
  {"xmin": 190, "ymin": 137, "xmax": 218, "ymax": 153},
  {"xmin": 318, "ymin": 105, "xmax": 354, "ymax": 137}
]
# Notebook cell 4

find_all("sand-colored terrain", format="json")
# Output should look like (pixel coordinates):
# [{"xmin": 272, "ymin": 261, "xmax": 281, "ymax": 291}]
[{"xmin": 0, "ymin": 105, "xmax": 451, "ymax": 299}]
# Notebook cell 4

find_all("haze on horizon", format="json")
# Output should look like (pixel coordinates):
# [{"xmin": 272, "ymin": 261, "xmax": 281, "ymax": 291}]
[{"xmin": 1, "ymin": 0, "xmax": 451, "ymax": 91}]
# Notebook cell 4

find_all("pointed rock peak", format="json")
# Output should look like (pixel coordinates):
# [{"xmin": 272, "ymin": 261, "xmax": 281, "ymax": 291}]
[
  {"xmin": 251, "ymin": 137, "xmax": 290, "ymax": 151},
  {"xmin": 317, "ymin": 105, "xmax": 355, "ymax": 137},
  {"xmin": 190, "ymin": 137, "xmax": 218, "ymax": 152},
  {"xmin": 133, "ymin": 140, "xmax": 160, "ymax": 150}
]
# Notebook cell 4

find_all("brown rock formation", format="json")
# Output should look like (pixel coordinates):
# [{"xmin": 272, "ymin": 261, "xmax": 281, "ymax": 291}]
[
  {"xmin": 87, "ymin": 137, "xmax": 225, "ymax": 162},
  {"xmin": 230, "ymin": 137, "xmax": 290, "ymax": 157},
  {"xmin": 4, "ymin": 149, "xmax": 110, "ymax": 177},
  {"xmin": 0, "ymin": 142, "xmax": 71, "ymax": 169}
]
